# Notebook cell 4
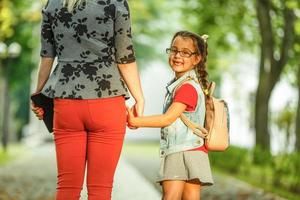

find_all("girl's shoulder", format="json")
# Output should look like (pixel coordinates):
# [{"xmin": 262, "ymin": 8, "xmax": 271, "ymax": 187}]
[
  {"xmin": 178, "ymin": 79, "xmax": 199, "ymax": 92},
  {"xmin": 175, "ymin": 83, "xmax": 198, "ymax": 98},
  {"xmin": 174, "ymin": 83, "xmax": 198, "ymax": 111},
  {"xmin": 179, "ymin": 82, "xmax": 196, "ymax": 90},
  {"xmin": 175, "ymin": 80, "xmax": 204, "ymax": 99}
]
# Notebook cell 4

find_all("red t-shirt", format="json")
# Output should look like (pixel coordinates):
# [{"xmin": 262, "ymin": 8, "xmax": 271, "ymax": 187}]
[{"xmin": 173, "ymin": 84, "xmax": 208, "ymax": 153}]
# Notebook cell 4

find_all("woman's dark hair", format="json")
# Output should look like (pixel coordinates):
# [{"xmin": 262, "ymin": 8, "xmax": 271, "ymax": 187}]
[{"xmin": 171, "ymin": 30, "xmax": 209, "ymax": 91}]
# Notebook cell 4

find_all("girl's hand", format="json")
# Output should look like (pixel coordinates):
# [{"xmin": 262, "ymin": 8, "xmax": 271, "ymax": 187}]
[
  {"xmin": 126, "ymin": 99, "xmax": 144, "ymax": 129},
  {"xmin": 126, "ymin": 106, "xmax": 138, "ymax": 129},
  {"xmin": 31, "ymin": 102, "xmax": 44, "ymax": 120}
]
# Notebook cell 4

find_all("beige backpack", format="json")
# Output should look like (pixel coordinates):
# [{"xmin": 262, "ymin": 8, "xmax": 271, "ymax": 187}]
[{"xmin": 178, "ymin": 78, "xmax": 230, "ymax": 151}]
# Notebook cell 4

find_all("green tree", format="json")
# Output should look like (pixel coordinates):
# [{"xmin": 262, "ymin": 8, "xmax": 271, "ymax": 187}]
[
  {"xmin": 273, "ymin": 102, "xmax": 296, "ymax": 152},
  {"xmin": 180, "ymin": 0, "xmax": 258, "ymax": 81},
  {"xmin": 0, "ymin": 0, "xmax": 40, "ymax": 151},
  {"xmin": 278, "ymin": 33, "xmax": 300, "ymax": 152},
  {"xmin": 180, "ymin": 0, "xmax": 299, "ymax": 155},
  {"xmin": 255, "ymin": 0, "xmax": 296, "ymax": 154},
  {"xmin": 295, "ymin": 36, "xmax": 300, "ymax": 151},
  {"xmin": 130, "ymin": 0, "xmax": 177, "ymax": 65},
  {"xmin": 296, "ymin": 64, "xmax": 300, "ymax": 151},
  {"xmin": 0, "ymin": 0, "xmax": 16, "ymax": 40}
]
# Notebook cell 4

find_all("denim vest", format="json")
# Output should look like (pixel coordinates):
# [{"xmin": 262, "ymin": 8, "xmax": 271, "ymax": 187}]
[{"xmin": 160, "ymin": 70, "xmax": 206, "ymax": 157}]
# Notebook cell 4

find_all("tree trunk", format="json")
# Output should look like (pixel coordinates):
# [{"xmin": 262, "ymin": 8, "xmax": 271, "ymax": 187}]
[
  {"xmin": 295, "ymin": 64, "xmax": 300, "ymax": 152},
  {"xmin": 1, "ymin": 76, "xmax": 10, "ymax": 152},
  {"xmin": 254, "ymin": 0, "xmax": 295, "ymax": 155},
  {"xmin": 255, "ymin": 73, "xmax": 271, "ymax": 151},
  {"xmin": 255, "ymin": 0, "xmax": 273, "ymax": 153}
]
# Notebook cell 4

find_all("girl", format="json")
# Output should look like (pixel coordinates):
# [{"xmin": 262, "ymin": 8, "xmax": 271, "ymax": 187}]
[{"xmin": 127, "ymin": 31, "xmax": 213, "ymax": 200}]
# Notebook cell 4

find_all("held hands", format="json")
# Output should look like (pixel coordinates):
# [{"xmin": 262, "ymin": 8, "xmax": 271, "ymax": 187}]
[
  {"xmin": 126, "ymin": 100, "xmax": 144, "ymax": 129},
  {"xmin": 31, "ymin": 102, "xmax": 44, "ymax": 120},
  {"xmin": 126, "ymin": 106, "xmax": 136, "ymax": 128}
]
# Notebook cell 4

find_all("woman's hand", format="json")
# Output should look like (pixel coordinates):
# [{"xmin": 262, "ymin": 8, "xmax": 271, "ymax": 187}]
[
  {"xmin": 31, "ymin": 102, "xmax": 44, "ymax": 120},
  {"xmin": 133, "ymin": 98, "xmax": 144, "ymax": 117},
  {"xmin": 126, "ymin": 106, "xmax": 137, "ymax": 128}
]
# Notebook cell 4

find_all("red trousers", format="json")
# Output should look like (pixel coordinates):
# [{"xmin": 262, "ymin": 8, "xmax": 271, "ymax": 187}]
[{"xmin": 53, "ymin": 96, "xmax": 126, "ymax": 200}]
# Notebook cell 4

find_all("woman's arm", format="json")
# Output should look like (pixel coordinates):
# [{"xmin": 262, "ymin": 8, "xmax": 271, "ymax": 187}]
[
  {"xmin": 35, "ymin": 57, "xmax": 54, "ymax": 93},
  {"xmin": 31, "ymin": 57, "xmax": 54, "ymax": 120},
  {"xmin": 127, "ymin": 102, "xmax": 187, "ymax": 128},
  {"xmin": 118, "ymin": 61, "xmax": 145, "ymax": 116}
]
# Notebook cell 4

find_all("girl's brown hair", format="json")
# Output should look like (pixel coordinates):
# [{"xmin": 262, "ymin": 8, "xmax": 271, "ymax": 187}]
[{"xmin": 171, "ymin": 31, "xmax": 209, "ymax": 91}]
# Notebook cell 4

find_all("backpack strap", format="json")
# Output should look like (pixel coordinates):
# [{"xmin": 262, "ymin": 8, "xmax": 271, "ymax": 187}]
[
  {"xmin": 180, "ymin": 114, "xmax": 208, "ymax": 138},
  {"xmin": 171, "ymin": 76, "xmax": 209, "ymax": 138}
]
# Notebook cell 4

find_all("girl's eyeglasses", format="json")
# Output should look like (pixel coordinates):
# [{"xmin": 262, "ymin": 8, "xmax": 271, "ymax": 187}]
[{"xmin": 166, "ymin": 48, "xmax": 198, "ymax": 58}]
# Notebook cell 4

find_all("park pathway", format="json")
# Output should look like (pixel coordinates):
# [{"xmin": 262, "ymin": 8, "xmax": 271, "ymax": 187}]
[
  {"xmin": 0, "ymin": 142, "xmax": 288, "ymax": 200},
  {"xmin": 0, "ymin": 143, "xmax": 160, "ymax": 200}
]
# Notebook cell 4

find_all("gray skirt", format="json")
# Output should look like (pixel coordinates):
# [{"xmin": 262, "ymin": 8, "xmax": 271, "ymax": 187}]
[{"xmin": 157, "ymin": 151, "xmax": 214, "ymax": 186}]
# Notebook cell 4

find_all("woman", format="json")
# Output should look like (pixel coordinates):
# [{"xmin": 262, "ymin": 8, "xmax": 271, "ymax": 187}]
[{"xmin": 31, "ymin": 0, "xmax": 144, "ymax": 199}]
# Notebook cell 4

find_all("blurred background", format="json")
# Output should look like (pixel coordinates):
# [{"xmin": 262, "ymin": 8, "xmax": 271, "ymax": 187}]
[{"xmin": 0, "ymin": 0, "xmax": 299, "ymax": 199}]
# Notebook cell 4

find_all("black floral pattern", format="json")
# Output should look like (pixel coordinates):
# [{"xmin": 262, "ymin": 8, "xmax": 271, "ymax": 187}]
[
  {"xmin": 55, "ymin": 33, "xmax": 64, "ymax": 56},
  {"xmin": 41, "ymin": 11, "xmax": 55, "ymax": 44},
  {"xmin": 59, "ymin": 63, "xmax": 79, "ymax": 84},
  {"xmin": 52, "ymin": 8, "xmax": 73, "ymax": 28},
  {"xmin": 82, "ymin": 62, "xmax": 98, "ymax": 81},
  {"xmin": 94, "ymin": 73, "xmax": 119, "ymax": 97},
  {"xmin": 44, "ymin": 85, "xmax": 56, "ymax": 97},
  {"xmin": 41, "ymin": 10, "xmax": 56, "ymax": 57},
  {"xmin": 40, "ymin": 0, "xmax": 135, "ymax": 99}
]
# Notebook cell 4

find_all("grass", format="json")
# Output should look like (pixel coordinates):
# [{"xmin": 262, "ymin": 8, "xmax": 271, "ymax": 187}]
[
  {"xmin": 235, "ymin": 170, "xmax": 299, "ymax": 200},
  {"xmin": 122, "ymin": 140, "xmax": 160, "ymax": 156},
  {"xmin": 0, "ymin": 143, "xmax": 29, "ymax": 165},
  {"xmin": 212, "ymin": 166, "xmax": 300, "ymax": 200},
  {"xmin": 210, "ymin": 147, "xmax": 300, "ymax": 200}
]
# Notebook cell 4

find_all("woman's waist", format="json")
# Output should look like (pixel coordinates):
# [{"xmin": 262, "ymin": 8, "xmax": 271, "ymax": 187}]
[{"xmin": 57, "ymin": 57, "xmax": 115, "ymax": 64}]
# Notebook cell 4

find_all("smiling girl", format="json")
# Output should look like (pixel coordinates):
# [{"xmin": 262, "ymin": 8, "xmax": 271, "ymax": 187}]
[{"xmin": 127, "ymin": 31, "xmax": 213, "ymax": 200}]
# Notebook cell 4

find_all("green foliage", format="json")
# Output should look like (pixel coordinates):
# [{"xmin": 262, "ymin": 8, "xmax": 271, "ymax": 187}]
[
  {"xmin": 0, "ymin": 0, "xmax": 16, "ymax": 40},
  {"xmin": 0, "ymin": 0, "xmax": 40, "ymax": 139},
  {"xmin": 209, "ymin": 146, "xmax": 250, "ymax": 173},
  {"xmin": 276, "ymin": 0, "xmax": 300, "ymax": 83},
  {"xmin": 211, "ymin": 145, "xmax": 300, "ymax": 199},
  {"xmin": 272, "ymin": 152, "xmax": 300, "ymax": 193},
  {"xmin": 272, "ymin": 102, "xmax": 296, "ymax": 151},
  {"xmin": 252, "ymin": 145, "xmax": 274, "ymax": 165},
  {"xmin": 174, "ymin": 0, "xmax": 258, "ymax": 83},
  {"xmin": 181, "ymin": 0, "xmax": 258, "ymax": 52},
  {"xmin": 130, "ymin": 0, "xmax": 174, "ymax": 66},
  {"xmin": 0, "ymin": 143, "xmax": 28, "ymax": 165}
]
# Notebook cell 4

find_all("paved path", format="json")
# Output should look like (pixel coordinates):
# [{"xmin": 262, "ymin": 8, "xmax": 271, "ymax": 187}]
[
  {"xmin": 0, "ymin": 143, "xmax": 160, "ymax": 200},
  {"xmin": 0, "ymin": 142, "xmax": 291, "ymax": 200},
  {"xmin": 123, "ymin": 143, "xmax": 290, "ymax": 200}
]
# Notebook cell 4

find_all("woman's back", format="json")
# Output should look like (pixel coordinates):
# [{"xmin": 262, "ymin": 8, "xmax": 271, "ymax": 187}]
[
  {"xmin": 41, "ymin": 0, "xmax": 135, "ymax": 99},
  {"xmin": 42, "ymin": 0, "xmax": 134, "ymax": 63}
]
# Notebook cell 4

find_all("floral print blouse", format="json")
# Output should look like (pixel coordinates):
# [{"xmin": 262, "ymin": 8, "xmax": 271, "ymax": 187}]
[{"xmin": 40, "ymin": 0, "xmax": 135, "ymax": 99}]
